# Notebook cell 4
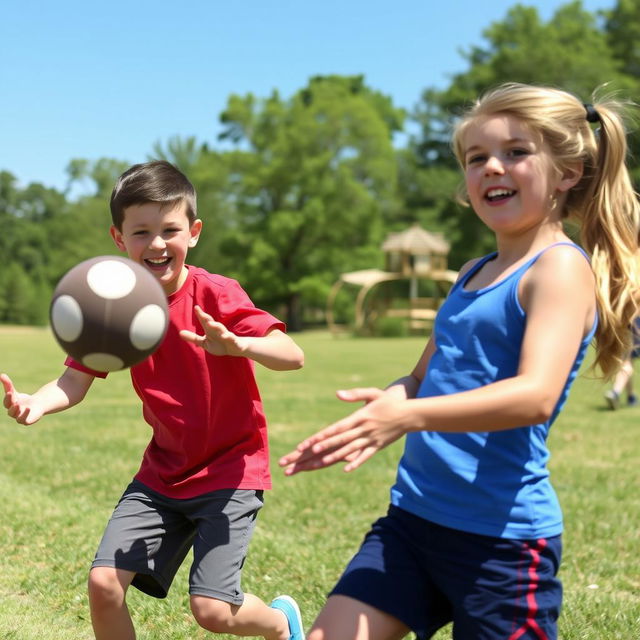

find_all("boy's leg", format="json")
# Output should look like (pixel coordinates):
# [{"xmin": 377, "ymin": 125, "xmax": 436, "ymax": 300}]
[
  {"xmin": 187, "ymin": 489, "xmax": 303, "ymax": 638},
  {"xmin": 88, "ymin": 567, "xmax": 136, "ymax": 640},
  {"xmin": 307, "ymin": 594, "xmax": 410, "ymax": 640},
  {"xmin": 190, "ymin": 593, "xmax": 302, "ymax": 639},
  {"xmin": 89, "ymin": 481, "xmax": 196, "ymax": 638}
]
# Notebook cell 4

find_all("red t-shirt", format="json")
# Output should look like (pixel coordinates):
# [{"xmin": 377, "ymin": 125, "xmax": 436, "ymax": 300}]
[{"xmin": 65, "ymin": 265, "xmax": 285, "ymax": 498}]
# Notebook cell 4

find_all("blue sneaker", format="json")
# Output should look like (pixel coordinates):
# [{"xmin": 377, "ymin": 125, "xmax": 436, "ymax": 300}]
[{"xmin": 270, "ymin": 595, "xmax": 304, "ymax": 640}]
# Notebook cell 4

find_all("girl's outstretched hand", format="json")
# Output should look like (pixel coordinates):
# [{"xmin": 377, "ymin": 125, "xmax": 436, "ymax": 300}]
[
  {"xmin": 1, "ymin": 373, "xmax": 44, "ymax": 425},
  {"xmin": 279, "ymin": 388, "xmax": 411, "ymax": 475},
  {"xmin": 179, "ymin": 306, "xmax": 247, "ymax": 357}
]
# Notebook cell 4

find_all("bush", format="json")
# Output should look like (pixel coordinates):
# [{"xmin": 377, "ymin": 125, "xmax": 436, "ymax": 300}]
[{"xmin": 373, "ymin": 315, "xmax": 408, "ymax": 337}]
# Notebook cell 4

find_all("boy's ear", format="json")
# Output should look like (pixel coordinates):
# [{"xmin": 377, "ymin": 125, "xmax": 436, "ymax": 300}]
[
  {"xmin": 557, "ymin": 162, "xmax": 584, "ymax": 193},
  {"xmin": 110, "ymin": 225, "xmax": 127, "ymax": 252},
  {"xmin": 189, "ymin": 219, "xmax": 203, "ymax": 248}
]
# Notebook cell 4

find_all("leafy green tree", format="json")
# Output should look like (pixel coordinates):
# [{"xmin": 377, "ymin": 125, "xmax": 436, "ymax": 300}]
[
  {"xmin": 151, "ymin": 135, "xmax": 205, "ymax": 176},
  {"xmin": 65, "ymin": 157, "xmax": 130, "ymax": 199},
  {"xmin": 216, "ymin": 75, "xmax": 404, "ymax": 329},
  {"xmin": 603, "ymin": 0, "xmax": 640, "ymax": 185},
  {"xmin": 604, "ymin": 0, "xmax": 640, "ymax": 78},
  {"xmin": 0, "ymin": 263, "xmax": 38, "ymax": 324}
]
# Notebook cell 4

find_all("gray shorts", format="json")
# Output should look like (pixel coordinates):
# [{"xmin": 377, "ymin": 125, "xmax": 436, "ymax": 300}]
[{"xmin": 91, "ymin": 479, "xmax": 264, "ymax": 602}]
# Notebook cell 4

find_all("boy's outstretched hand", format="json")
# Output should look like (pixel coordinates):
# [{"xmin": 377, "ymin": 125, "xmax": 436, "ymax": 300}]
[
  {"xmin": 279, "ymin": 388, "xmax": 410, "ymax": 475},
  {"xmin": 1, "ymin": 373, "xmax": 44, "ymax": 425},
  {"xmin": 179, "ymin": 306, "xmax": 248, "ymax": 357}
]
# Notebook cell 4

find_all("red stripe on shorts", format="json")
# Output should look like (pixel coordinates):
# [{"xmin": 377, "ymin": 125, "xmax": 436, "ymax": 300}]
[{"xmin": 508, "ymin": 538, "xmax": 548, "ymax": 640}]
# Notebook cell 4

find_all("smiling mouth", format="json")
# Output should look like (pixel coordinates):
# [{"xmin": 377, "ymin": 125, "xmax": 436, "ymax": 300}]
[
  {"xmin": 144, "ymin": 257, "xmax": 171, "ymax": 268},
  {"xmin": 485, "ymin": 188, "xmax": 516, "ymax": 202}
]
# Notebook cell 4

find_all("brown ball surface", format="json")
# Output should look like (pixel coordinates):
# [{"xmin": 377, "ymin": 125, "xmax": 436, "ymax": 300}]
[{"xmin": 50, "ymin": 256, "xmax": 169, "ymax": 372}]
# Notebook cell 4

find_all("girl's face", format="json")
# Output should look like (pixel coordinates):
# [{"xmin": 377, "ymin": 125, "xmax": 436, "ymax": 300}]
[
  {"xmin": 462, "ymin": 114, "xmax": 576, "ymax": 237},
  {"xmin": 110, "ymin": 201, "xmax": 202, "ymax": 296}
]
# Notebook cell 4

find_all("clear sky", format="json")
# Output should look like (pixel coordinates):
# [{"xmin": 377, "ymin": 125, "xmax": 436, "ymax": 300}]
[{"xmin": 1, "ymin": 0, "xmax": 614, "ymax": 192}]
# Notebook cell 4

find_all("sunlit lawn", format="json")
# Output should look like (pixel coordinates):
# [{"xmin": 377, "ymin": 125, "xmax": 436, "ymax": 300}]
[{"xmin": 0, "ymin": 326, "xmax": 638, "ymax": 639}]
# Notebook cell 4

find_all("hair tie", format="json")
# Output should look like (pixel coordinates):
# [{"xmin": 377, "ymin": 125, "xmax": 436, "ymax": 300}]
[{"xmin": 583, "ymin": 103, "xmax": 600, "ymax": 123}]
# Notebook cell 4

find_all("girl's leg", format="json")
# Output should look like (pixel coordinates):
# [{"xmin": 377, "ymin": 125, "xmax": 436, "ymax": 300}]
[
  {"xmin": 307, "ymin": 595, "xmax": 410, "ymax": 640},
  {"xmin": 190, "ymin": 593, "xmax": 302, "ymax": 640},
  {"xmin": 88, "ymin": 566, "xmax": 136, "ymax": 640}
]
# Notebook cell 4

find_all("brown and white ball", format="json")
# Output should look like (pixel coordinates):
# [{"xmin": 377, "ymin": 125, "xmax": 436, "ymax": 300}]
[{"xmin": 50, "ymin": 256, "xmax": 169, "ymax": 372}]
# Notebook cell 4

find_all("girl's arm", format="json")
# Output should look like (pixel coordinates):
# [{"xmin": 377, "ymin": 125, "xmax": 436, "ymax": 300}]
[
  {"xmin": 280, "ymin": 245, "xmax": 596, "ymax": 474},
  {"xmin": 2, "ymin": 367, "xmax": 96, "ymax": 426},
  {"xmin": 179, "ymin": 305, "xmax": 304, "ymax": 371}
]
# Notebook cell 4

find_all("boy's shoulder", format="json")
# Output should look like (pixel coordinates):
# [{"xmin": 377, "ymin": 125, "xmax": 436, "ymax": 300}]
[{"xmin": 187, "ymin": 265, "xmax": 244, "ymax": 292}]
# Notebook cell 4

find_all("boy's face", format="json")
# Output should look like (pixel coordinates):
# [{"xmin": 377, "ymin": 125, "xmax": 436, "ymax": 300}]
[{"xmin": 110, "ymin": 201, "xmax": 202, "ymax": 296}]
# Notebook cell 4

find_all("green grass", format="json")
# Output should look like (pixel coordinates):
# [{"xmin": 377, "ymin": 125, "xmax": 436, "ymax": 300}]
[{"xmin": 1, "ymin": 327, "xmax": 639, "ymax": 639}]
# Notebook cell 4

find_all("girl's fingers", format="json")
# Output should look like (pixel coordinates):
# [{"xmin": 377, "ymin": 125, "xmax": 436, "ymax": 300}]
[{"xmin": 336, "ymin": 387, "xmax": 384, "ymax": 403}]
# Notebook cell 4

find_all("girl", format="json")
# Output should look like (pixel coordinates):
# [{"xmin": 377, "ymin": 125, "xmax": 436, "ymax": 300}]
[{"xmin": 280, "ymin": 83, "xmax": 639, "ymax": 640}]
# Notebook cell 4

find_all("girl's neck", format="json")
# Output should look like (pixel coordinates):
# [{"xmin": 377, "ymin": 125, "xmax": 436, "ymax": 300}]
[{"xmin": 493, "ymin": 221, "xmax": 569, "ymax": 266}]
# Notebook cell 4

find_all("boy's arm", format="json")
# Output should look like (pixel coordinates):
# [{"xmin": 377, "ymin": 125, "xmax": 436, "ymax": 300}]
[
  {"xmin": 179, "ymin": 305, "xmax": 304, "ymax": 371},
  {"xmin": 237, "ymin": 328, "xmax": 305, "ymax": 371},
  {"xmin": 1, "ymin": 368, "xmax": 95, "ymax": 426}
]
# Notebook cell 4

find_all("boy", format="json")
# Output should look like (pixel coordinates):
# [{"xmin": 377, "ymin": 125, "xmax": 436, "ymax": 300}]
[{"xmin": 1, "ymin": 160, "xmax": 305, "ymax": 640}]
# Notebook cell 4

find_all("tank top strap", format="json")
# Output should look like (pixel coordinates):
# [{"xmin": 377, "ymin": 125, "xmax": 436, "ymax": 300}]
[
  {"xmin": 457, "ymin": 242, "xmax": 591, "ymax": 293},
  {"xmin": 527, "ymin": 241, "xmax": 591, "ymax": 268}
]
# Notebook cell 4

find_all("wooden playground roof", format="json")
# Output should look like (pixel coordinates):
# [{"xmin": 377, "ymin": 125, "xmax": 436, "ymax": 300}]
[{"xmin": 381, "ymin": 224, "xmax": 450, "ymax": 255}]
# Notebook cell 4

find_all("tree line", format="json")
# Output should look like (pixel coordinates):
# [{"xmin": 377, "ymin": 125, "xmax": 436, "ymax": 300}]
[{"xmin": 2, "ymin": 1, "xmax": 639, "ymax": 330}]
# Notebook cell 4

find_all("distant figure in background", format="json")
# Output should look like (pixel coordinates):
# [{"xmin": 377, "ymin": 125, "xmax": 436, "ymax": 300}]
[{"xmin": 604, "ymin": 316, "xmax": 640, "ymax": 409}]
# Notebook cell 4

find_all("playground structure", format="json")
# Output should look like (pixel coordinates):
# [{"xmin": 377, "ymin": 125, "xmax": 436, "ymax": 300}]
[{"xmin": 327, "ymin": 224, "xmax": 458, "ymax": 335}]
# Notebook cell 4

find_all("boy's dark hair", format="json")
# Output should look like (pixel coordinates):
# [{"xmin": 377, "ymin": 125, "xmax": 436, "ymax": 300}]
[{"xmin": 110, "ymin": 160, "xmax": 197, "ymax": 230}]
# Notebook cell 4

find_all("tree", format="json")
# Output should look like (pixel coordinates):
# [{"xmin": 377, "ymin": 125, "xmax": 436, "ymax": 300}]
[
  {"xmin": 604, "ymin": 0, "xmax": 640, "ymax": 78},
  {"xmin": 65, "ymin": 157, "xmax": 130, "ymax": 199},
  {"xmin": 151, "ymin": 135, "xmax": 205, "ymax": 176},
  {"xmin": 216, "ymin": 75, "xmax": 405, "ymax": 329}
]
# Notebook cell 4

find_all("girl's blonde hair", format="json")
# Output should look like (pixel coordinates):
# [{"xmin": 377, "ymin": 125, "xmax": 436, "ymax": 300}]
[{"xmin": 452, "ymin": 82, "xmax": 640, "ymax": 378}]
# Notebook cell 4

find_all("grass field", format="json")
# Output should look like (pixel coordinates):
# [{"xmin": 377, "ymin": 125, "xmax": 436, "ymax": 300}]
[{"xmin": 1, "ymin": 326, "xmax": 639, "ymax": 639}]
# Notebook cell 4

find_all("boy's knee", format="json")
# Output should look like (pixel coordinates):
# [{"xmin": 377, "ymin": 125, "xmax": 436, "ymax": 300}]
[
  {"xmin": 190, "ymin": 595, "xmax": 235, "ymax": 633},
  {"xmin": 87, "ymin": 567, "xmax": 128, "ymax": 608}
]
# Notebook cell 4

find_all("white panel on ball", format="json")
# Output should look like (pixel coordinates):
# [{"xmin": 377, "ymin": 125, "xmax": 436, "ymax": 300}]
[
  {"xmin": 86, "ymin": 260, "xmax": 137, "ymax": 299},
  {"xmin": 130, "ymin": 305, "xmax": 169, "ymax": 350},
  {"xmin": 51, "ymin": 295, "xmax": 84, "ymax": 342},
  {"xmin": 83, "ymin": 353, "xmax": 126, "ymax": 372}
]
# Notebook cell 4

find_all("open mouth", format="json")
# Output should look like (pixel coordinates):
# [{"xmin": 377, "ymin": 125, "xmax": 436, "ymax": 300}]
[
  {"xmin": 485, "ymin": 188, "xmax": 516, "ymax": 203},
  {"xmin": 144, "ymin": 257, "xmax": 171, "ymax": 268}
]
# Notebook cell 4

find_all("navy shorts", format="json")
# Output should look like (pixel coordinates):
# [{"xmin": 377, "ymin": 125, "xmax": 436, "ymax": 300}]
[
  {"xmin": 92, "ymin": 480, "xmax": 263, "ymax": 602},
  {"xmin": 331, "ymin": 505, "xmax": 562, "ymax": 640}
]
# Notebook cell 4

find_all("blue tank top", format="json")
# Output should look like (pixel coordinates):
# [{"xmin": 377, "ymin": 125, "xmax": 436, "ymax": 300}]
[{"xmin": 390, "ymin": 243, "xmax": 596, "ymax": 539}]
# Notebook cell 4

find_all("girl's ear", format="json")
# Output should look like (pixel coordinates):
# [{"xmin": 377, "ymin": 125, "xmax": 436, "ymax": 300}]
[
  {"xmin": 557, "ymin": 162, "xmax": 584, "ymax": 193},
  {"xmin": 110, "ymin": 225, "xmax": 127, "ymax": 252},
  {"xmin": 188, "ymin": 219, "xmax": 203, "ymax": 248}
]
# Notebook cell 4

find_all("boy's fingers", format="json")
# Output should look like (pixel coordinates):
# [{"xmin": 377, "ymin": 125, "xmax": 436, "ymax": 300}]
[{"xmin": 1, "ymin": 373, "xmax": 14, "ymax": 395}]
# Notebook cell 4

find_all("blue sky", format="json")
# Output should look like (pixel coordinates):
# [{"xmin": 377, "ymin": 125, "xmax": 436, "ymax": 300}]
[{"xmin": 1, "ymin": 0, "xmax": 613, "ymax": 192}]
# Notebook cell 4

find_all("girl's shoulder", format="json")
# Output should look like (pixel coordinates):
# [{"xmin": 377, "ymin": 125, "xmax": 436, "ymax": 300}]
[
  {"xmin": 521, "ymin": 242, "xmax": 595, "ymax": 304},
  {"xmin": 455, "ymin": 255, "xmax": 494, "ymax": 283},
  {"xmin": 527, "ymin": 242, "xmax": 592, "ymax": 277}
]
